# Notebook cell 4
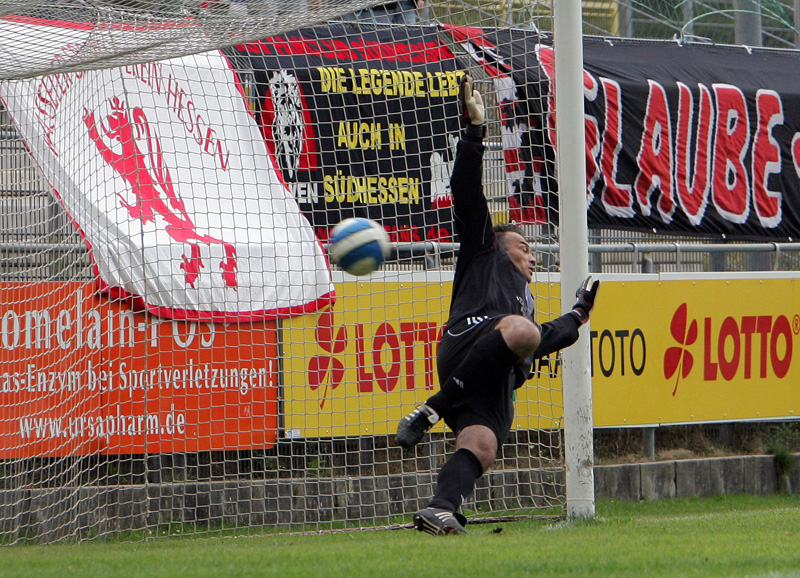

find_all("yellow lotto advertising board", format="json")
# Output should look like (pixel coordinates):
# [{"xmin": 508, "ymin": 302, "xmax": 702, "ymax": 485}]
[
  {"xmin": 282, "ymin": 276, "xmax": 800, "ymax": 437},
  {"xmin": 281, "ymin": 279, "xmax": 564, "ymax": 438},
  {"xmin": 591, "ymin": 277, "xmax": 800, "ymax": 427}
]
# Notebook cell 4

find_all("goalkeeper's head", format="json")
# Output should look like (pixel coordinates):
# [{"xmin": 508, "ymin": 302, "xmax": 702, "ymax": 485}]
[{"xmin": 493, "ymin": 224, "xmax": 535, "ymax": 282}]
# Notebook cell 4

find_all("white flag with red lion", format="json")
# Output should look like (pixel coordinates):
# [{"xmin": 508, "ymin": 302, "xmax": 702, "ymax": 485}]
[{"xmin": 0, "ymin": 27, "xmax": 334, "ymax": 321}]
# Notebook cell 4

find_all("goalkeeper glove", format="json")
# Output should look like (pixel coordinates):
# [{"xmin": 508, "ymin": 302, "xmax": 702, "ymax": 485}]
[
  {"xmin": 571, "ymin": 276, "xmax": 600, "ymax": 325},
  {"xmin": 460, "ymin": 74, "xmax": 485, "ymax": 138}
]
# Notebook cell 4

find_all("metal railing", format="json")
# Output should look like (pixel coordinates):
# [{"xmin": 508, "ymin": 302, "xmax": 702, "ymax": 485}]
[{"xmin": 4, "ymin": 239, "xmax": 800, "ymax": 279}]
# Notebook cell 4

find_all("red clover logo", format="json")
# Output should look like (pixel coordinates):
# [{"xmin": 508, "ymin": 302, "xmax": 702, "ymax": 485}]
[
  {"xmin": 307, "ymin": 308, "xmax": 347, "ymax": 408},
  {"xmin": 663, "ymin": 303, "xmax": 697, "ymax": 396}
]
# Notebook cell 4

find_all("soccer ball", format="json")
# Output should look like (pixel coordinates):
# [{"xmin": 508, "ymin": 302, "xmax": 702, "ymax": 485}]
[{"xmin": 329, "ymin": 218, "xmax": 391, "ymax": 276}]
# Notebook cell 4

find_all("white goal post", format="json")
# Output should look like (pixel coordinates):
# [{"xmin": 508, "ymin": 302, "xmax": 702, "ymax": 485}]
[{"xmin": 553, "ymin": 0, "xmax": 595, "ymax": 520}]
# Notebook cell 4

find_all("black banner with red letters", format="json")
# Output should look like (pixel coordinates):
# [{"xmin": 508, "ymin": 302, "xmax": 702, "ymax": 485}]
[
  {"xmin": 577, "ymin": 38, "xmax": 800, "ymax": 240},
  {"xmin": 229, "ymin": 26, "xmax": 800, "ymax": 242},
  {"xmin": 459, "ymin": 30, "xmax": 800, "ymax": 240},
  {"xmin": 226, "ymin": 24, "xmax": 467, "ymax": 244}
]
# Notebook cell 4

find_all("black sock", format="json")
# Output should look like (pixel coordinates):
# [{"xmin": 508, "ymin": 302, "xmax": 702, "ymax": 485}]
[
  {"xmin": 428, "ymin": 448, "xmax": 484, "ymax": 512},
  {"xmin": 426, "ymin": 329, "xmax": 519, "ymax": 417}
]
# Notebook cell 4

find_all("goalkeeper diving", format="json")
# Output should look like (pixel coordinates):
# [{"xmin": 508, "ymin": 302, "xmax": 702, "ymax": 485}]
[{"xmin": 395, "ymin": 75, "xmax": 600, "ymax": 535}]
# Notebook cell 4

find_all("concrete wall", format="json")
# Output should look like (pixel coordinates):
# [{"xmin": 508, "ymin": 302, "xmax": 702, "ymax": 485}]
[
  {"xmin": 1, "ymin": 455, "xmax": 796, "ymax": 542},
  {"xmin": 594, "ymin": 454, "xmax": 799, "ymax": 501}
]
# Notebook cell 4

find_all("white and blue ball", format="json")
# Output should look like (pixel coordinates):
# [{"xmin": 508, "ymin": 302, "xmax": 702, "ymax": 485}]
[{"xmin": 329, "ymin": 218, "xmax": 391, "ymax": 276}]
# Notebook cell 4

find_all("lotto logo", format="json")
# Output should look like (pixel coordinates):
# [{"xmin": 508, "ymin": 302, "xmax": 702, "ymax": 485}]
[
  {"xmin": 664, "ymin": 303, "xmax": 697, "ymax": 396},
  {"xmin": 663, "ymin": 303, "xmax": 797, "ymax": 395},
  {"xmin": 307, "ymin": 309, "xmax": 347, "ymax": 408},
  {"xmin": 305, "ymin": 307, "xmax": 443, "ymax": 408}
]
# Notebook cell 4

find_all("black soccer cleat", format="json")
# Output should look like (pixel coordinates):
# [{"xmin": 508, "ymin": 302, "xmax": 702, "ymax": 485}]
[
  {"xmin": 395, "ymin": 404, "xmax": 439, "ymax": 448},
  {"xmin": 413, "ymin": 508, "xmax": 468, "ymax": 535}
]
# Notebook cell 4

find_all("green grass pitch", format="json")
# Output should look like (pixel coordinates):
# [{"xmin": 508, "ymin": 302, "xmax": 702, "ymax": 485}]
[{"xmin": 2, "ymin": 494, "xmax": 800, "ymax": 578}]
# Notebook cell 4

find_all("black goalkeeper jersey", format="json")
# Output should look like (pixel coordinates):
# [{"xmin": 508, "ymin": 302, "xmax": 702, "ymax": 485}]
[{"xmin": 446, "ymin": 136, "xmax": 580, "ymax": 386}]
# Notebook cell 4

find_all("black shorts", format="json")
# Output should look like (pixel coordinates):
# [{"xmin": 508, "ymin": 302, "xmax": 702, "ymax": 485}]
[{"xmin": 437, "ymin": 316, "xmax": 516, "ymax": 445}]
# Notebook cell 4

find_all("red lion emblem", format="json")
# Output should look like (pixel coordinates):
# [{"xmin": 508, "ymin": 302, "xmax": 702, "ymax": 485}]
[{"xmin": 83, "ymin": 97, "xmax": 237, "ymax": 289}]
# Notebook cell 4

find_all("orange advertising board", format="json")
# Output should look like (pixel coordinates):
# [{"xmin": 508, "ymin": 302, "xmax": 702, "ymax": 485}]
[{"xmin": 0, "ymin": 283, "xmax": 279, "ymax": 457}]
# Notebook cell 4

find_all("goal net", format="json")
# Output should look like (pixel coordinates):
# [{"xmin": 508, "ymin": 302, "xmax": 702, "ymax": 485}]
[{"xmin": 0, "ymin": 0, "xmax": 566, "ymax": 542}]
